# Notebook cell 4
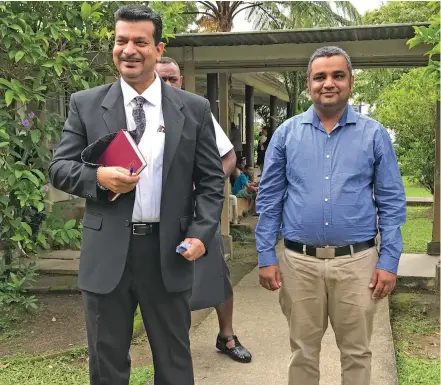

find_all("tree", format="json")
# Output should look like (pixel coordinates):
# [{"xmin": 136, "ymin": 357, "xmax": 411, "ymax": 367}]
[
  {"xmin": 248, "ymin": 1, "xmax": 361, "ymax": 30},
  {"xmin": 354, "ymin": 1, "xmax": 435, "ymax": 108},
  {"xmin": 373, "ymin": 68, "xmax": 437, "ymax": 194},
  {"xmin": 407, "ymin": 1, "xmax": 440, "ymax": 95},
  {"xmin": 184, "ymin": 2, "xmax": 265, "ymax": 32},
  {"xmin": 364, "ymin": 1, "xmax": 435, "ymax": 24}
]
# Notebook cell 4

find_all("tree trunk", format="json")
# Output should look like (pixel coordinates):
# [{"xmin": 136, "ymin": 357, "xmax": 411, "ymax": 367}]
[{"xmin": 217, "ymin": 3, "xmax": 234, "ymax": 32}]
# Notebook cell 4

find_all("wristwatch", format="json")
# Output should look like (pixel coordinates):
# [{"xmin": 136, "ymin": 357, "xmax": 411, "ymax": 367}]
[{"xmin": 96, "ymin": 167, "xmax": 107, "ymax": 191}]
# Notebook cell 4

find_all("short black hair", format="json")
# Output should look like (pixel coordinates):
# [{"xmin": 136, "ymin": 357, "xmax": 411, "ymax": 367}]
[
  {"xmin": 245, "ymin": 165, "xmax": 253, "ymax": 170},
  {"xmin": 115, "ymin": 5, "xmax": 162, "ymax": 46},
  {"xmin": 307, "ymin": 46, "xmax": 352, "ymax": 77}
]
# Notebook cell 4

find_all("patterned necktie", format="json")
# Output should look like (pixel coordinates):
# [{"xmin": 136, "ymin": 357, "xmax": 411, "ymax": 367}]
[{"xmin": 132, "ymin": 96, "xmax": 146, "ymax": 144}]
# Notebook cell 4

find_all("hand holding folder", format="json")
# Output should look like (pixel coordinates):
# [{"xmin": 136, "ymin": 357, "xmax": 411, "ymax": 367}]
[
  {"xmin": 81, "ymin": 129, "xmax": 147, "ymax": 201},
  {"xmin": 97, "ymin": 166, "xmax": 140, "ymax": 195}
]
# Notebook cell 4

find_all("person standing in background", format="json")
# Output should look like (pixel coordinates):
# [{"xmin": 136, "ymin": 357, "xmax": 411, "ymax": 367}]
[
  {"xmin": 156, "ymin": 57, "xmax": 252, "ymax": 363},
  {"xmin": 256, "ymin": 127, "xmax": 268, "ymax": 176}
]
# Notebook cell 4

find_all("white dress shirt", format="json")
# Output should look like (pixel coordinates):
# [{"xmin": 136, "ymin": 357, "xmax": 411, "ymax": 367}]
[
  {"xmin": 120, "ymin": 76, "xmax": 164, "ymax": 223},
  {"xmin": 212, "ymin": 114, "xmax": 234, "ymax": 157}
]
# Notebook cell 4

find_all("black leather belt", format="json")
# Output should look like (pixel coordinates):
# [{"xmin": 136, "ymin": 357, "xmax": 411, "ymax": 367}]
[
  {"xmin": 284, "ymin": 238, "xmax": 376, "ymax": 259},
  {"xmin": 132, "ymin": 223, "xmax": 159, "ymax": 236}
]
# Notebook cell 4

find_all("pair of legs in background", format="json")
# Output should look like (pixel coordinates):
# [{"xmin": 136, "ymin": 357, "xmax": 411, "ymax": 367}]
[
  {"xmin": 190, "ymin": 225, "xmax": 252, "ymax": 363},
  {"xmin": 279, "ymin": 246, "xmax": 380, "ymax": 385}
]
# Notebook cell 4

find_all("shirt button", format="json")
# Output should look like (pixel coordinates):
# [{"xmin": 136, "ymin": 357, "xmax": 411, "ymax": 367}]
[
  {"xmin": 325, "ymin": 176, "xmax": 329, "ymax": 180},
  {"xmin": 325, "ymin": 198, "xmax": 329, "ymax": 202},
  {"xmin": 327, "ymin": 135, "xmax": 331, "ymax": 138},
  {"xmin": 325, "ymin": 222, "xmax": 329, "ymax": 226},
  {"xmin": 326, "ymin": 155, "xmax": 330, "ymax": 158}
]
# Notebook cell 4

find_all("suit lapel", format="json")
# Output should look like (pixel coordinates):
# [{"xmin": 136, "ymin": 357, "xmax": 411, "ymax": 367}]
[
  {"xmin": 102, "ymin": 80, "xmax": 127, "ymax": 134},
  {"xmin": 161, "ymin": 81, "xmax": 185, "ymax": 191}
]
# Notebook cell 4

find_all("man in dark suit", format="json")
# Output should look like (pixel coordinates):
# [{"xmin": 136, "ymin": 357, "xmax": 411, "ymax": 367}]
[{"xmin": 49, "ymin": 5, "xmax": 224, "ymax": 385}]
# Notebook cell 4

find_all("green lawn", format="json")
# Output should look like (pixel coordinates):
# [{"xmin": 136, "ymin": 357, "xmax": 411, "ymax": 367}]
[
  {"xmin": 401, "ymin": 206, "xmax": 433, "ymax": 253},
  {"xmin": 390, "ymin": 292, "xmax": 440, "ymax": 385},
  {"xmin": 0, "ymin": 352, "xmax": 153, "ymax": 385},
  {"xmin": 402, "ymin": 176, "xmax": 432, "ymax": 198}
]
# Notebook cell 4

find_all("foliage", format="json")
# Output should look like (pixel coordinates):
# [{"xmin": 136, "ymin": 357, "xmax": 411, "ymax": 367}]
[
  {"xmin": 363, "ymin": 1, "xmax": 434, "ymax": 24},
  {"xmin": 247, "ymin": 1, "xmax": 361, "ymax": 30},
  {"xmin": 407, "ymin": 1, "xmax": 440, "ymax": 95},
  {"xmin": 0, "ymin": 2, "xmax": 186, "ymax": 308},
  {"xmin": 184, "ymin": 1, "xmax": 266, "ymax": 32},
  {"xmin": 353, "ymin": 69, "xmax": 410, "ymax": 110},
  {"xmin": 0, "ymin": 264, "xmax": 38, "ymax": 310},
  {"xmin": 354, "ymin": 1, "xmax": 435, "ymax": 108},
  {"xmin": 374, "ymin": 68, "xmax": 437, "ymax": 193},
  {"xmin": 402, "ymin": 176, "xmax": 433, "ymax": 198},
  {"xmin": 254, "ymin": 105, "xmax": 286, "ymax": 130}
]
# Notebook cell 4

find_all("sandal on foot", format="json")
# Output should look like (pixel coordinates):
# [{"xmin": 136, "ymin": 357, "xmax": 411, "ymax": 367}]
[{"xmin": 216, "ymin": 334, "xmax": 252, "ymax": 363}]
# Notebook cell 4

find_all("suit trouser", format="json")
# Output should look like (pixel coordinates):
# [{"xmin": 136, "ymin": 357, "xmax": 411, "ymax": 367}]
[
  {"xmin": 278, "ymin": 246, "xmax": 380, "ymax": 385},
  {"xmin": 82, "ymin": 233, "xmax": 193, "ymax": 385}
]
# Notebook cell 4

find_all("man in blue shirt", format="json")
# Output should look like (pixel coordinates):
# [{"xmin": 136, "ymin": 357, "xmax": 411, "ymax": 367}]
[{"xmin": 255, "ymin": 46, "xmax": 406, "ymax": 385}]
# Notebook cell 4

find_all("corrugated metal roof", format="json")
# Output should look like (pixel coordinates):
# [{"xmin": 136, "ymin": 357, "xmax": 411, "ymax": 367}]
[{"xmin": 165, "ymin": 23, "xmax": 429, "ymax": 47}]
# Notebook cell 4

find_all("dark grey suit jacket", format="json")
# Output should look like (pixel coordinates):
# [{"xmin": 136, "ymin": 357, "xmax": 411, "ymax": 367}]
[{"xmin": 49, "ymin": 80, "xmax": 225, "ymax": 294}]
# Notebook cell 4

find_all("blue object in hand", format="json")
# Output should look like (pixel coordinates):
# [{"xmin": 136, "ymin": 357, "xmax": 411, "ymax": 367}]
[
  {"xmin": 129, "ymin": 165, "xmax": 134, "ymax": 176},
  {"xmin": 176, "ymin": 242, "xmax": 192, "ymax": 253}
]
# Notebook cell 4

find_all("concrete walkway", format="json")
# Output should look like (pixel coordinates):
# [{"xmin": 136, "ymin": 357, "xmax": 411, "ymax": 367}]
[{"xmin": 190, "ymin": 265, "xmax": 398, "ymax": 385}]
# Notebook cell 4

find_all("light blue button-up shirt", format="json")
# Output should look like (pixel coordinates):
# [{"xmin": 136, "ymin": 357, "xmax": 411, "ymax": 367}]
[{"xmin": 255, "ymin": 105, "xmax": 406, "ymax": 274}]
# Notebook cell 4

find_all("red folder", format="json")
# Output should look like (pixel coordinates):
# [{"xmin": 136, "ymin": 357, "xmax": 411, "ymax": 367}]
[{"xmin": 96, "ymin": 129, "xmax": 146, "ymax": 201}]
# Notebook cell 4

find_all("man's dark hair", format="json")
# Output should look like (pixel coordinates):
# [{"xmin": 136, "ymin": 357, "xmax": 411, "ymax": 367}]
[
  {"xmin": 115, "ymin": 5, "xmax": 162, "ymax": 46},
  {"xmin": 158, "ymin": 56, "xmax": 179, "ymax": 68},
  {"xmin": 307, "ymin": 46, "xmax": 352, "ymax": 77},
  {"xmin": 245, "ymin": 165, "xmax": 253, "ymax": 170}
]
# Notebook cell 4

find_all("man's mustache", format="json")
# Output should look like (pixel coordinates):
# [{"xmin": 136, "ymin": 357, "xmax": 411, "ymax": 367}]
[{"xmin": 119, "ymin": 56, "xmax": 143, "ymax": 62}]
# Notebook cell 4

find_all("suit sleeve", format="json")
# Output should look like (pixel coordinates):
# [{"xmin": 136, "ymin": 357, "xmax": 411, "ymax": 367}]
[
  {"xmin": 48, "ymin": 93, "xmax": 105, "ymax": 201},
  {"xmin": 186, "ymin": 100, "xmax": 225, "ymax": 249}
]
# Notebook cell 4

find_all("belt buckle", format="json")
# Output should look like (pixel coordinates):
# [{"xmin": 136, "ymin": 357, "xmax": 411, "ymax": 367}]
[
  {"xmin": 316, "ymin": 246, "xmax": 335, "ymax": 259},
  {"xmin": 133, "ymin": 223, "xmax": 150, "ymax": 235}
]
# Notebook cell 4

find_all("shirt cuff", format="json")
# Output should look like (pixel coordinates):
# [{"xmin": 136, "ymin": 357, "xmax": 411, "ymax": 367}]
[
  {"xmin": 376, "ymin": 255, "xmax": 400, "ymax": 274},
  {"xmin": 258, "ymin": 250, "xmax": 278, "ymax": 267}
]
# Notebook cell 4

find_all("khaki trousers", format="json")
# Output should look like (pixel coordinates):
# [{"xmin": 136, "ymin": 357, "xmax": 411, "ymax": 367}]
[{"xmin": 278, "ymin": 246, "xmax": 380, "ymax": 385}]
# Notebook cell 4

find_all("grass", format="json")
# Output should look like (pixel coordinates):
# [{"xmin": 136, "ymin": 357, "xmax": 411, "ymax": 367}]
[
  {"xmin": 402, "ymin": 176, "xmax": 432, "ymax": 198},
  {"xmin": 0, "ymin": 351, "xmax": 154, "ymax": 385},
  {"xmin": 390, "ymin": 292, "xmax": 440, "ymax": 385},
  {"xmin": 401, "ymin": 206, "xmax": 432, "ymax": 253},
  {"xmin": 396, "ymin": 354, "xmax": 440, "ymax": 385}
]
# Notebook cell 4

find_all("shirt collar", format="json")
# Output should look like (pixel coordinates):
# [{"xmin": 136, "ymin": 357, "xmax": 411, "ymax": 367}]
[
  {"xmin": 301, "ymin": 104, "xmax": 357, "ymax": 129},
  {"xmin": 120, "ymin": 72, "xmax": 162, "ymax": 107}
]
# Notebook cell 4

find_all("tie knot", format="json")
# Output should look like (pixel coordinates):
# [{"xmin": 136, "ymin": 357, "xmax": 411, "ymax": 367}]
[{"xmin": 134, "ymin": 96, "xmax": 146, "ymax": 107}]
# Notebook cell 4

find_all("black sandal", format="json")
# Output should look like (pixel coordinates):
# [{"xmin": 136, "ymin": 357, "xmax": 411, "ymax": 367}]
[{"xmin": 216, "ymin": 334, "xmax": 252, "ymax": 363}]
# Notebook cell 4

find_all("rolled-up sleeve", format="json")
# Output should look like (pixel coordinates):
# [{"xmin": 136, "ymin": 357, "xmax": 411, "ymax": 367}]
[
  {"xmin": 373, "ymin": 127, "xmax": 407, "ymax": 274},
  {"xmin": 255, "ymin": 128, "xmax": 287, "ymax": 267}
]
